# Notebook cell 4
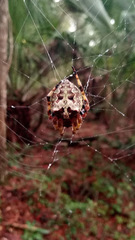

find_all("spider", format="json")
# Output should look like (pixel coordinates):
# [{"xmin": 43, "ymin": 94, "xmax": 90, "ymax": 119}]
[{"xmin": 47, "ymin": 67, "xmax": 90, "ymax": 135}]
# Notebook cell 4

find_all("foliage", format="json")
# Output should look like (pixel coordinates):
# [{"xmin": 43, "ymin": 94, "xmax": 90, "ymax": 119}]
[
  {"xmin": 22, "ymin": 221, "xmax": 49, "ymax": 240},
  {"xmin": 7, "ymin": 0, "xmax": 135, "ymax": 96},
  {"xmin": 8, "ymin": 0, "xmax": 75, "ymax": 98},
  {"xmin": 64, "ymin": 0, "xmax": 135, "ymax": 90},
  {"xmin": 6, "ymin": 136, "xmax": 134, "ymax": 239}
]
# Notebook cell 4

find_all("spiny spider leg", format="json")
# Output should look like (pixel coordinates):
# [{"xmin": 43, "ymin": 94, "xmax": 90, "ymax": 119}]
[
  {"xmin": 47, "ymin": 88, "xmax": 56, "ymax": 119},
  {"xmin": 58, "ymin": 118, "xmax": 64, "ymax": 136},
  {"xmin": 72, "ymin": 113, "xmax": 82, "ymax": 134},
  {"xmin": 72, "ymin": 67, "xmax": 88, "ymax": 102},
  {"xmin": 72, "ymin": 66, "xmax": 90, "ymax": 117}
]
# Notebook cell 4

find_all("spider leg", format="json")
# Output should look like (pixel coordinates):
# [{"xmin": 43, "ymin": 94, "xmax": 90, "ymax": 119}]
[
  {"xmin": 72, "ymin": 118, "xmax": 77, "ymax": 134},
  {"xmin": 72, "ymin": 67, "xmax": 90, "ymax": 117},
  {"xmin": 47, "ymin": 86, "xmax": 56, "ymax": 119},
  {"xmin": 77, "ymin": 113, "xmax": 82, "ymax": 127},
  {"xmin": 72, "ymin": 114, "xmax": 82, "ymax": 134},
  {"xmin": 76, "ymin": 113, "xmax": 82, "ymax": 131},
  {"xmin": 81, "ymin": 112, "xmax": 87, "ymax": 118},
  {"xmin": 53, "ymin": 117, "xmax": 64, "ymax": 135},
  {"xmin": 81, "ymin": 105, "xmax": 88, "ymax": 118},
  {"xmin": 47, "ymin": 102, "xmax": 52, "ymax": 119},
  {"xmin": 53, "ymin": 116, "xmax": 59, "ymax": 130},
  {"xmin": 58, "ymin": 118, "xmax": 64, "ymax": 136}
]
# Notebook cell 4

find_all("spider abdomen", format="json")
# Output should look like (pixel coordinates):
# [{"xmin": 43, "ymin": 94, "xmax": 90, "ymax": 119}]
[
  {"xmin": 51, "ymin": 79, "xmax": 83, "ymax": 113},
  {"xmin": 47, "ymin": 70, "xmax": 90, "ymax": 135}
]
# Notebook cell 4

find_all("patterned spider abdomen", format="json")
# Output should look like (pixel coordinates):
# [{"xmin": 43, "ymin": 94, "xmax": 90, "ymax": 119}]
[
  {"xmin": 47, "ymin": 68, "xmax": 90, "ymax": 135},
  {"xmin": 50, "ymin": 79, "xmax": 83, "ymax": 127}
]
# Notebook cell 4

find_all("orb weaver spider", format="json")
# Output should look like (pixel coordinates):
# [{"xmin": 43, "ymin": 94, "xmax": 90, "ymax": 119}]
[{"xmin": 47, "ymin": 67, "xmax": 90, "ymax": 135}]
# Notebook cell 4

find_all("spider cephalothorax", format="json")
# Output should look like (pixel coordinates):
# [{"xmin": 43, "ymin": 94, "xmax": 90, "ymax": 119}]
[{"xmin": 47, "ymin": 67, "xmax": 90, "ymax": 135}]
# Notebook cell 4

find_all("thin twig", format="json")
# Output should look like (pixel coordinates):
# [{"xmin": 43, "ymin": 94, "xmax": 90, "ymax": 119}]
[{"xmin": 3, "ymin": 222, "xmax": 50, "ymax": 234}]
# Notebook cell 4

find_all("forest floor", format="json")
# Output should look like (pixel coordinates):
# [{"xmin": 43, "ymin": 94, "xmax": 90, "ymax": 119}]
[{"xmin": 0, "ymin": 114, "xmax": 135, "ymax": 240}]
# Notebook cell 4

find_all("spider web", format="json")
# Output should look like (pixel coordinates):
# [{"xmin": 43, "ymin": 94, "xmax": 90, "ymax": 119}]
[
  {"xmin": 1, "ymin": 0, "xmax": 135, "ymax": 238},
  {"xmin": 6, "ymin": 0, "xmax": 134, "ymax": 176}
]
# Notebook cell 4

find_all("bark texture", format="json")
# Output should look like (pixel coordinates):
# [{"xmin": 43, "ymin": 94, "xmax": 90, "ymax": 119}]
[{"xmin": 0, "ymin": 0, "xmax": 9, "ymax": 179}]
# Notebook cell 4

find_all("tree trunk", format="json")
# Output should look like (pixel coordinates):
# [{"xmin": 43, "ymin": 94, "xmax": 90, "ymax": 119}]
[{"xmin": 0, "ymin": 0, "xmax": 9, "ymax": 180}]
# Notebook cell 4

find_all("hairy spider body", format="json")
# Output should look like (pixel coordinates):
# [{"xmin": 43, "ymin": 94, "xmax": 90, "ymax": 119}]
[{"xmin": 47, "ymin": 68, "xmax": 90, "ymax": 135}]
